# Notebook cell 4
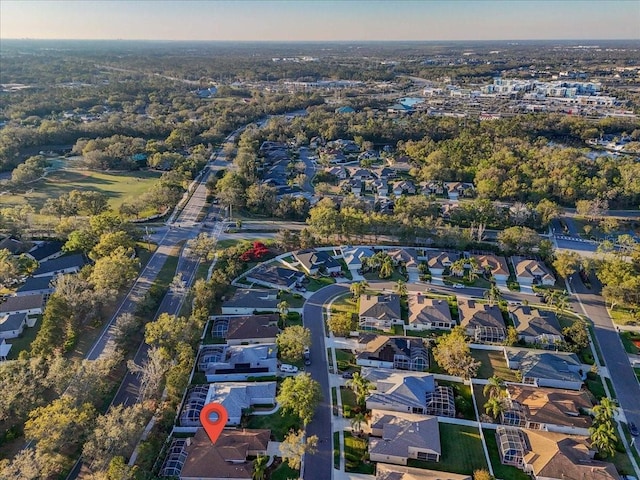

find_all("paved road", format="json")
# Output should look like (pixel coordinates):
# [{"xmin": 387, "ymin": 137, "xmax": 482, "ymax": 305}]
[
  {"xmin": 570, "ymin": 272, "xmax": 640, "ymax": 456},
  {"xmin": 303, "ymin": 284, "xmax": 348, "ymax": 480}
]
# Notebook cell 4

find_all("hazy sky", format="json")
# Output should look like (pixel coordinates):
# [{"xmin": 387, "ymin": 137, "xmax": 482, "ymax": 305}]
[{"xmin": 1, "ymin": 0, "xmax": 639, "ymax": 42}]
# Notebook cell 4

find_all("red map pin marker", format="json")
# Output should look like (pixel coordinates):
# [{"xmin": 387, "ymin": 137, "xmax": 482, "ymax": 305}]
[{"xmin": 200, "ymin": 403, "xmax": 228, "ymax": 444}]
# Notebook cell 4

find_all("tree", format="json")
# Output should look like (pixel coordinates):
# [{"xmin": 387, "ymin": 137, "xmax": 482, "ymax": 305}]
[
  {"xmin": 90, "ymin": 231, "xmax": 135, "ymax": 260},
  {"xmin": 349, "ymin": 280, "xmax": 368, "ymax": 298},
  {"xmin": 553, "ymin": 251, "xmax": 581, "ymax": 279},
  {"xmin": 449, "ymin": 258, "xmax": 466, "ymax": 278},
  {"xmin": 276, "ymin": 373, "xmax": 322, "ymax": 426},
  {"xmin": 589, "ymin": 397, "xmax": 619, "ymax": 458},
  {"xmin": 346, "ymin": 372, "xmax": 373, "ymax": 408},
  {"xmin": 127, "ymin": 346, "xmax": 171, "ymax": 401},
  {"xmin": 277, "ymin": 325, "xmax": 311, "ymax": 362},
  {"xmin": 535, "ymin": 199, "xmax": 562, "ymax": 228},
  {"xmin": 279, "ymin": 429, "xmax": 318, "ymax": 470},
  {"xmin": 82, "ymin": 403, "xmax": 148, "ymax": 471},
  {"xmin": 350, "ymin": 412, "xmax": 366, "ymax": 434},
  {"xmin": 484, "ymin": 397, "xmax": 505, "ymax": 419},
  {"xmin": 145, "ymin": 313, "xmax": 201, "ymax": 354},
  {"xmin": 504, "ymin": 326, "xmax": 519, "ymax": 347},
  {"xmin": 379, "ymin": 255, "xmax": 394, "ymax": 279},
  {"xmin": 497, "ymin": 226, "xmax": 541, "ymax": 255},
  {"xmin": 0, "ymin": 447, "xmax": 52, "ymax": 480},
  {"xmin": 473, "ymin": 469, "xmax": 494, "ymax": 480},
  {"xmin": 483, "ymin": 376, "xmax": 506, "ymax": 400},
  {"xmin": 395, "ymin": 279, "xmax": 408, "ymax": 296},
  {"xmin": 253, "ymin": 455, "xmax": 268, "ymax": 480},
  {"xmin": 186, "ymin": 232, "xmax": 217, "ymax": 261},
  {"xmin": 89, "ymin": 246, "xmax": 139, "ymax": 292},
  {"xmin": 433, "ymin": 326, "xmax": 480, "ymax": 378},
  {"xmin": 278, "ymin": 300, "xmax": 290, "ymax": 327},
  {"xmin": 484, "ymin": 283, "xmax": 502, "ymax": 306},
  {"xmin": 327, "ymin": 311, "xmax": 357, "ymax": 337},
  {"xmin": 25, "ymin": 396, "xmax": 96, "ymax": 456},
  {"xmin": 576, "ymin": 198, "xmax": 608, "ymax": 222}
]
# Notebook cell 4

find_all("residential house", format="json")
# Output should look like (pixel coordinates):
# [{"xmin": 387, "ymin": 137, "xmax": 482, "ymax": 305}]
[
  {"xmin": 210, "ymin": 314, "xmax": 279, "ymax": 344},
  {"xmin": 342, "ymin": 246, "xmax": 374, "ymax": 271},
  {"xmin": 15, "ymin": 276, "xmax": 56, "ymax": 298},
  {"xmin": 244, "ymin": 263, "xmax": 305, "ymax": 290},
  {"xmin": 326, "ymin": 166, "xmax": 347, "ymax": 180},
  {"xmin": 513, "ymin": 258, "xmax": 556, "ymax": 286},
  {"xmin": 357, "ymin": 335, "xmax": 429, "ymax": 371},
  {"xmin": 179, "ymin": 382, "xmax": 276, "ymax": 427},
  {"xmin": 376, "ymin": 167, "xmax": 397, "ymax": 180},
  {"xmin": 0, "ymin": 294, "xmax": 44, "ymax": 316},
  {"xmin": 359, "ymin": 150, "xmax": 379, "ymax": 162},
  {"xmin": 363, "ymin": 368, "xmax": 455, "ymax": 417},
  {"xmin": 349, "ymin": 168, "xmax": 377, "ymax": 181},
  {"xmin": 336, "ymin": 105, "xmax": 356, "ymax": 114},
  {"xmin": 388, "ymin": 103, "xmax": 414, "ymax": 114},
  {"xmin": 458, "ymin": 299, "xmax": 506, "ymax": 343},
  {"xmin": 509, "ymin": 306, "xmax": 563, "ymax": 346},
  {"xmin": 221, "ymin": 289, "xmax": 279, "ymax": 315},
  {"xmin": 369, "ymin": 410, "xmax": 441, "ymax": 465},
  {"xmin": 26, "ymin": 240, "xmax": 64, "ymax": 262},
  {"xmin": 0, "ymin": 339, "xmax": 10, "ymax": 361},
  {"xmin": 0, "ymin": 313, "xmax": 28, "ymax": 339},
  {"xmin": 407, "ymin": 295, "xmax": 455, "ymax": 331},
  {"xmin": 32, "ymin": 254, "xmax": 88, "ymax": 278},
  {"xmin": 376, "ymin": 464, "xmax": 471, "ymax": 480},
  {"xmin": 387, "ymin": 248, "xmax": 420, "ymax": 270},
  {"xmin": 420, "ymin": 181, "xmax": 445, "ymax": 197},
  {"xmin": 162, "ymin": 428, "xmax": 270, "ymax": 480},
  {"xmin": 392, "ymin": 180, "xmax": 416, "ymax": 196},
  {"xmin": 0, "ymin": 236, "xmax": 29, "ymax": 255},
  {"xmin": 372, "ymin": 179, "xmax": 390, "ymax": 198},
  {"xmin": 427, "ymin": 252, "xmax": 458, "ymax": 276},
  {"xmin": 495, "ymin": 427, "xmax": 620, "ymax": 480},
  {"xmin": 359, "ymin": 294, "xmax": 402, "ymax": 332},
  {"xmin": 346, "ymin": 178, "xmax": 363, "ymax": 196},
  {"xmin": 501, "ymin": 385, "xmax": 593, "ymax": 434},
  {"xmin": 293, "ymin": 249, "xmax": 342, "ymax": 275},
  {"xmin": 198, "ymin": 343, "xmax": 278, "ymax": 382},
  {"xmin": 445, "ymin": 182, "xmax": 474, "ymax": 200},
  {"xmin": 504, "ymin": 347, "xmax": 585, "ymax": 390},
  {"xmin": 474, "ymin": 254, "xmax": 510, "ymax": 283}
]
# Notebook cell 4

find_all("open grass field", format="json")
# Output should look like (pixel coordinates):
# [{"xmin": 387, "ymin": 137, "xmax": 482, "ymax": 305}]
[
  {"xmin": 408, "ymin": 423, "xmax": 487, "ymax": 475},
  {"xmin": 1, "ymin": 168, "xmax": 161, "ymax": 212},
  {"xmin": 472, "ymin": 349, "xmax": 518, "ymax": 381}
]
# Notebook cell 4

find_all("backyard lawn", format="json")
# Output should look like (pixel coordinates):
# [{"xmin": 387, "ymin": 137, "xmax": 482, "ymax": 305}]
[
  {"xmin": 408, "ymin": 424, "xmax": 487, "ymax": 475},
  {"xmin": 245, "ymin": 408, "xmax": 301, "ymax": 441},
  {"xmin": 472, "ymin": 349, "xmax": 518, "ymax": 381}
]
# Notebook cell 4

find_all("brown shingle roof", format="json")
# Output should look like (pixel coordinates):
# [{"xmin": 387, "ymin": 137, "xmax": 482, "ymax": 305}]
[
  {"xmin": 226, "ymin": 314, "xmax": 279, "ymax": 341},
  {"xmin": 408, "ymin": 295, "xmax": 453, "ymax": 327}
]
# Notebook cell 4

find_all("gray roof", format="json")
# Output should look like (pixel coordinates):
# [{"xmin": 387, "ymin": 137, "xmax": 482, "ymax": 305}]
[
  {"xmin": 32, "ymin": 254, "xmax": 87, "ymax": 276},
  {"xmin": 0, "ymin": 312, "xmax": 27, "ymax": 332},
  {"xmin": 360, "ymin": 294, "xmax": 402, "ymax": 321},
  {"xmin": 222, "ymin": 289, "xmax": 279, "ymax": 309},
  {"xmin": 206, "ymin": 382, "xmax": 277, "ymax": 422},
  {"xmin": 246, "ymin": 264, "xmax": 305, "ymax": 288},
  {"xmin": 376, "ymin": 464, "xmax": 472, "ymax": 480},
  {"xmin": 342, "ymin": 246, "xmax": 374, "ymax": 267},
  {"xmin": 28, "ymin": 240, "xmax": 63, "ymax": 261},
  {"xmin": 0, "ymin": 294, "xmax": 44, "ymax": 313},
  {"xmin": 226, "ymin": 314, "xmax": 279, "ymax": 340},
  {"xmin": 370, "ymin": 412, "xmax": 440, "ymax": 459},
  {"xmin": 294, "ymin": 249, "xmax": 341, "ymax": 271},
  {"xmin": 505, "ymin": 348, "xmax": 583, "ymax": 383},
  {"xmin": 510, "ymin": 305, "xmax": 562, "ymax": 338},
  {"xmin": 16, "ymin": 276, "xmax": 55, "ymax": 294},
  {"xmin": 364, "ymin": 368, "xmax": 436, "ymax": 410}
]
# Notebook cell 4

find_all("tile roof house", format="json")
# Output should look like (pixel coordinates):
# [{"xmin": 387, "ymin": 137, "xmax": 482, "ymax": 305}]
[
  {"xmin": 376, "ymin": 464, "xmax": 471, "ymax": 480},
  {"xmin": 357, "ymin": 335, "xmax": 429, "ymax": 371},
  {"xmin": 363, "ymin": 368, "xmax": 455, "ymax": 417},
  {"xmin": 458, "ymin": 299, "xmax": 506, "ymax": 343},
  {"xmin": 369, "ymin": 410, "xmax": 441, "ymax": 465},
  {"xmin": 387, "ymin": 248, "xmax": 420, "ymax": 269},
  {"xmin": 0, "ymin": 313, "xmax": 29, "ymax": 339},
  {"xmin": 179, "ymin": 382, "xmax": 277, "ymax": 427},
  {"xmin": 407, "ymin": 295, "xmax": 455, "ymax": 331},
  {"xmin": 501, "ymin": 385, "xmax": 593, "ymax": 434},
  {"xmin": 342, "ymin": 246, "xmax": 375, "ymax": 270},
  {"xmin": 198, "ymin": 343, "xmax": 278, "ymax": 382},
  {"xmin": 223, "ymin": 314, "xmax": 279, "ymax": 345},
  {"xmin": 359, "ymin": 294, "xmax": 402, "ymax": 332},
  {"xmin": 245, "ymin": 264, "xmax": 305, "ymax": 290},
  {"xmin": 427, "ymin": 252, "xmax": 458, "ymax": 276},
  {"xmin": 392, "ymin": 180, "xmax": 417, "ymax": 196},
  {"xmin": 0, "ymin": 294, "xmax": 44, "ymax": 316},
  {"xmin": 504, "ymin": 347, "xmax": 585, "ymax": 390},
  {"xmin": 496, "ymin": 427, "xmax": 620, "ymax": 480},
  {"xmin": 32, "ymin": 254, "xmax": 88, "ymax": 278},
  {"xmin": 166, "ymin": 428, "xmax": 270, "ymax": 480},
  {"xmin": 513, "ymin": 258, "xmax": 556, "ymax": 286},
  {"xmin": 221, "ymin": 289, "xmax": 279, "ymax": 315},
  {"xmin": 293, "ymin": 249, "xmax": 341, "ymax": 275},
  {"xmin": 509, "ymin": 306, "xmax": 563, "ymax": 346},
  {"xmin": 474, "ymin": 254, "xmax": 510, "ymax": 282},
  {"xmin": 15, "ymin": 276, "xmax": 56, "ymax": 297}
]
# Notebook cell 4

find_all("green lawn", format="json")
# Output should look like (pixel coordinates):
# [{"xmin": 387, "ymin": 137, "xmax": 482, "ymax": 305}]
[
  {"xmin": 619, "ymin": 331, "xmax": 640, "ymax": 354},
  {"xmin": 333, "ymin": 431, "xmax": 340, "ymax": 468},
  {"xmin": 483, "ymin": 429, "xmax": 531, "ymax": 480},
  {"xmin": 363, "ymin": 270, "xmax": 405, "ymax": 282},
  {"xmin": 586, "ymin": 372, "xmax": 606, "ymax": 401},
  {"xmin": 270, "ymin": 461, "xmax": 300, "ymax": 480},
  {"xmin": 407, "ymin": 424, "xmax": 487, "ymax": 475},
  {"xmin": 245, "ymin": 409, "xmax": 301, "ymax": 442},
  {"xmin": 7, "ymin": 316, "xmax": 41, "ymax": 359},
  {"xmin": 438, "ymin": 381, "xmax": 476, "ymax": 420},
  {"xmin": 472, "ymin": 349, "xmax": 518, "ymax": 381},
  {"xmin": 306, "ymin": 276, "xmax": 336, "ymax": 291},
  {"xmin": 609, "ymin": 306, "xmax": 639, "ymax": 326},
  {"xmin": 331, "ymin": 294, "xmax": 359, "ymax": 317},
  {"xmin": 278, "ymin": 292, "xmax": 306, "ymax": 308},
  {"xmin": 2, "ymin": 168, "xmax": 162, "ymax": 213},
  {"xmin": 344, "ymin": 432, "xmax": 375, "ymax": 474},
  {"xmin": 335, "ymin": 349, "xmax": 356, "ymax": 372},
  {"xmin": 340, "ymin": 387, "xmax": 358, "ymax": 418}
]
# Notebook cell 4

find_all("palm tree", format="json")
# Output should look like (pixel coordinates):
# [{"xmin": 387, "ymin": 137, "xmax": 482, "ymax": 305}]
[
  {"xmin": 543, "ymin": 289, "xmax": 556, "ymax": 308},
  {"xmin": 395, "ymin": 279, "xmax": 408, "ymax": 297},
  {"xmin": 483, "ymin": 376, "xmax": 506, "ymax": 400},
  {"xmin": 589, "ymin": 421, "xmax": 617, "ymax": 458},
  {"xmin": 554, "ymin": 291, "xmax": 569, "ymax": 315},
  {"xmin": 484, "ymin": 284, "xmax": 502, "ymax": 307},
  {"xmin": 592, "ymin": 398, "xmax": 618, "ymax": 424},
  {"xmin": 253, "ymin": 455, "xmax": 269, "ymax": 480},
  {"xmin": 350, "ymin": 412, "xmax": 366, "ymax": 435},
  {"xmin": 449, "ymin": 258, "xmax": 466, "ymax": 278},
  {"xmin": 278, "ymin": 300, "xmax": 290, "ymax": 327},
  {"xmin": 466, "ymin": 257, "xmax": 480, "ymax": 282},
  {"xmin": 484, "ymin": 397, "xmax": 505, "ymax": 420},
  {"xmin": 350, "ymin": 280, "xmax": 367, "ymax": 298},
  {"xmin": 379, "ymin": 256, "xmax": 394, "ymax": 279},
  {"xmin": 347, "ymin": 372, "xmax": 373, "ymax": 408}
]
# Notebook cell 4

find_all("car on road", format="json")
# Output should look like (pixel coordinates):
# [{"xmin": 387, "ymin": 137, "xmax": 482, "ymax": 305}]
[
  {"xmin": 303, "ymin": 347, "xmax": 311, "ymax": 366},
  {"xmin": 452, "ymin": 284, "xmax": 465, "ymax": 289},
  {"xmin": 279, "ymin": 364, "xmax": 298, "ymax": 374},
  {"xmin": 629, "ymin": 422, "xmax": 639, "ymax": 437}
]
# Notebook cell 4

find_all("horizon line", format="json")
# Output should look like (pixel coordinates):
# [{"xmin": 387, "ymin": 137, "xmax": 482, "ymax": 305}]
[{"xmin": 2, "ymin": 38, "xmax": 640, "ymax": 43}]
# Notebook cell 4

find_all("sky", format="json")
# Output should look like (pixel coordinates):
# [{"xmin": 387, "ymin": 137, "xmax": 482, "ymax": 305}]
[{"xmin": 1, "ymin": 0, "xmax": 639, "ymax": 42}]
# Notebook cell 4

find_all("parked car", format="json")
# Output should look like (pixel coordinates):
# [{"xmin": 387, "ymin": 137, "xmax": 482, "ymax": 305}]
[
  {"xmin": 629, "ymin": 422, "xmax": 639, "ymax": 437},
  {"xmin": 342, "ymin": 371, "xmax": 354, "ymax": 379},
  {"xmin": 279, "ymin": 364, "xmax": 298, "ymax": 374},
  {"xmin": 303, "ymin": 347, "xmax": 311, "ymax": 366}
]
